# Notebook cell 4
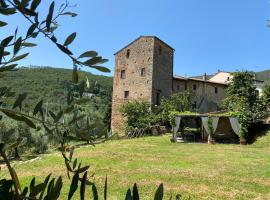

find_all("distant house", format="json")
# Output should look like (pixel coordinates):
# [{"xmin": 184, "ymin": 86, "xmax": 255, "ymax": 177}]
[{"xmin": 209, "ymin": 71, "xmax": 264, "ymax": 95}]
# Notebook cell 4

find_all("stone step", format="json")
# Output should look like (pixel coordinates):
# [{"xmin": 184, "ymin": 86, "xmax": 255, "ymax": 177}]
[{"xmin": 176, "ymin": 137, "xmax": 184, "ymax": 143}]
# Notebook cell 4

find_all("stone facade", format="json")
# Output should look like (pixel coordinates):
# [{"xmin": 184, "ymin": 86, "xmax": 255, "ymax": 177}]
[
  {"xmin": 173, "ymin": 77, "xmax": 227, "ymax": 113},
  {"xmin": 111, "ymin": 36, "xmax": 174, "ymax": 134}
]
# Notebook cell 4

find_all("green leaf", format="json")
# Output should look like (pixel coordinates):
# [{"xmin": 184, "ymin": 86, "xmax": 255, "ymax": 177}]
[
  {"xmin": 14, "ymin": 37, "xmax": 22, "ymax": 55},
  {"xmin": 92, "ymin": 184, "xmax": 98, "ymax": 200},
  {"xmin": 49, "ymin": 111, "xmax": 56, "ymax": 121},
  {"xmin": 1, "ymin": 36, "xmax": 14, "ymax": 47},
  {"xmin": 2, "ymin": 110, "xmax": 36, "ymax": 129},
  {"xmin": 64, "ymin": 32, "xmax": 76, "ymax": 46},
  {"xmin": 78, "ymin": 51, "xmax": 98, "ymax": 59},
  {"xmin": 19, "ymin": 6, "xmax": 37, "ymax": 16},
  {"xmin": 0, "ymin": 64, "xmax": 18, "ymax": 72},
  {"xmin": 21, "ymin": 0, "xmax": 31, "ymax": 7},
  {"xmin": 61, "ymin": 12, "xmax": 77, "ymax": 17},
  {"xmin": 133, "ymin": 183, "xmax": 139, "ymax": 200},
  {"xmin": 13, "ymin": 92, "xmax": 27, "ymax": 110},
  {"xmin": 154, "ymin": 183, "xmax": 164, "ymax": 200},
  {"xmin": 29, "ymin": 183, "xmax": 44, "ymax": 197},
  {"xmin": 76, "ymin": 166, "xmax": 89, "ymax": 174},
  {"xmin": 26, "ymin": 24, "xmax": 36, "ymax": 37},
  {"xmin": 51, "ymin": 36, "xmax": 57, "ymax": 43},
  {"xmin": 46, "ymin": 1, "xmax": 55, "ymax": 32},
  {"xmin": 48, "ymin": 176, "xmax": 62, "ymax": 199},
  {"xmin": 125, "ymin": 189, "xmax": 132, "ymax": 200},
  {"xmin": 91, "ymin": 66, "xmax": 111, "ymax": 73},
  {"xmin": 0, "ymin": 0, "xmax": 8, "ymax": 8},
  {"xmin": 68, "ymin": 172, "xmax": 79, "ymax": 200},
  {"xmin": 3, "ymin": 51, "xmax": 10, "ymax": 56},
  {"xmin": 80, "ymin": 172, "xmax": 87, "ymax": 200},
  {"xmin": 72, "ymin": 158, "xmax": 77, "ymax": 170},
  {"xmin": 11, "ymin": 53, "xmax": 29, "ymax": 62},
  {"xmin": 0, "ymin": 8, "xmax": 16, "ymax": 15},
  {"xmin": 0, "ymin": 21, "xmax": 7, "ymax": 27},
  {"xmin": 56, "ymin": 43, "xmax": 73, "ymax": 55},
  {"xmin": 33, "ymin": 100, "xmax": 43, "ymax": 116},
  {"xmin": 31, "ymin": 0, "xmax": 41, "ymax": 11},
  {"xmin": 31, "ymin": 32, "xmax": 39, "ymax": 38},
  {"xmin": 84, "ymin": 56, "xmax": 102, "ymax": 66},
  {"xmin": 21, "ymin": 42, "xmax": 37, "ymax": 47},
  {"xmin": 45, "ymin": 178, "xmax": 55, "ymax": 198},
  {"xmin": 65, "ymin": 160, "xmax": 73, "ymax": 172},
  {"xmin": 38, "ymin": 174, "xmax": 51, "ymax": 199}
]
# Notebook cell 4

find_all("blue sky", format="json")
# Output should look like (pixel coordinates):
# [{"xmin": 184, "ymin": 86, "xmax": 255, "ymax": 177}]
[{"xmin": 2, "ymin": 0, "xmax": 270, "ymax": 77}]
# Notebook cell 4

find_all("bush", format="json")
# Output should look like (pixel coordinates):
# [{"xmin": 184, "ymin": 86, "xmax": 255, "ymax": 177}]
[
  {"xmin": 119, "ymin": 101, "xmax": 157, "ymax": 131},
  {"xmin": 159, "ymin": 91, "xmax": 192, "ymax": 123}
]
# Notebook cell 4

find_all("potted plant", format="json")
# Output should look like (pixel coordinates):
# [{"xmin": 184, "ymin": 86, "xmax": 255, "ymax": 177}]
[{"xmin": 239, "ymin": 127, "xmax": 247, "ymax": 145}]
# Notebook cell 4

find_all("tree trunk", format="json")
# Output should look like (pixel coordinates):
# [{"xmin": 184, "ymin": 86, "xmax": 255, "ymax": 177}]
[{"xmin": 14, "ymin": 147, "xmax": 20, "ymax": 159}]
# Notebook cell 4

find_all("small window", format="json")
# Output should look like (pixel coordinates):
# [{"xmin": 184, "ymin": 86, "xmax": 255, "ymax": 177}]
[
  {"xmin": 227, "ymin": 77, "xmax": 230, "ymax": 81},
  {"xmin": 126, "ymin": 49, "xmax": 130, "ymax": 59},
  {"xmin": 120, "ymin": 70, "xmax": 126, "ymax": 79},
  {"xmin": 177, "ymin": 85, "xmax": 180, "ymax": 91},
  {"xmin": 193, "ymin": 84, "xmax": 197, "ymax": 91},
  {"xmin": 215, "ymin": 87, "xmax": 218, "ymax": 94},
  {"xmin": 124, "ymin": 91, "xmax": 129, "ymax": 98},
  {"xmin": 141, "ymin": 68, "xmax": 146, "ymax": 77},
  {"xmin": 156, "ymin": 92, "xmax": 161, "ymax": 105},
  {"xmin": 158, "ymin": 45, "xmax": 162, "ymax": 55}
]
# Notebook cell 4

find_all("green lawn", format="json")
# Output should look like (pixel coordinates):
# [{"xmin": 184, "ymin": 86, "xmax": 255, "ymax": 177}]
[{"xmin": 2, "ymin": 134, "xmax": 270, "ymax": 199}]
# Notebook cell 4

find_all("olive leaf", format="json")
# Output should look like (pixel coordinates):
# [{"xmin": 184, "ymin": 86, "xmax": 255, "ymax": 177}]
[
  {"xmin": 0, "ymin": 21, "xmax": 7, "ymax": 27},
  {"xmin": 64, "ymin": 32, "xmax": 76, "ymax": 46},
  {"xmin": 78, "ymin": 51, "xmax": 98, "ymax": 59},
  {"xmin": 46, "ymin": 1, "xmax": 55, "ymax": 31}
]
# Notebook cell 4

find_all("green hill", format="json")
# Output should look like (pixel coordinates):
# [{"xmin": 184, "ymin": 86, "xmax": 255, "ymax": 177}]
[
  {"xmin": 0, "ymin": 66, "xmax": 113, "ymax": 110},
  {"xmin": 255, "ymin": 70, "xmax": 270, "ymax": 81}
]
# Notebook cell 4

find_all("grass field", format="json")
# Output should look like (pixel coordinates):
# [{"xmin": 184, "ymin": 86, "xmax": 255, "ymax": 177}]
[{"xmin": 2, "ymin": 134, "xmax": 270, "ymax": 200}]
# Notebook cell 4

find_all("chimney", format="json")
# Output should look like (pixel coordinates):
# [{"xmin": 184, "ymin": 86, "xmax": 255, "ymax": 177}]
[
  {"xmin": 203, "ymin": 73, "xmax": 207, "ymax": 81},
  {"xmin": 253, "ymin": 73, "xmax": 256, "ymax": 80}
]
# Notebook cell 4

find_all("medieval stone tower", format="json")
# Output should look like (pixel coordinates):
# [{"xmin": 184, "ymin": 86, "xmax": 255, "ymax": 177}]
[{"xmin": 111, "ymin": 36, "xmax": 174, "ymax": 134}]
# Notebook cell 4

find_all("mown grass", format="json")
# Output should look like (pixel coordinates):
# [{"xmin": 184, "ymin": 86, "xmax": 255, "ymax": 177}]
[{"xmin": 2, "ymin": 134, "xmax": 270, "ymax": 200}]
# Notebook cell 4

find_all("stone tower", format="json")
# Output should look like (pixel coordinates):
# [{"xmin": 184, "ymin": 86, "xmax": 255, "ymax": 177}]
[{"xmin": 111, "ymin": 36, "xmax": 174, "ymax": 135}]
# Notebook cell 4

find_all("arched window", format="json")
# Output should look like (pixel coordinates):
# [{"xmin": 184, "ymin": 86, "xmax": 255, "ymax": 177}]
[{"xmin": 126, "ymin": 49, "xmax": 130, "ymax": 59}]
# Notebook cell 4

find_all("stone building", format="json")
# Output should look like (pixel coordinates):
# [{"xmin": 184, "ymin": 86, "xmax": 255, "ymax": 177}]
[
  {"xmin": 111, "ymin": 36, "xmax": 264, "ymax": 134},
  {"xmin": 111, "ymin": 36, "xmax": 174, "ymax": 134},
  {"xmin": 173, "ymin": 75, "xmax": 227, "ymax": 113}
]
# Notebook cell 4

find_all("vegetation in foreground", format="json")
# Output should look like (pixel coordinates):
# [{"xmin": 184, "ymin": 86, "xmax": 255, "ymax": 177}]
[{"xmin": 1, "ymin": 135, "xmax": 269, "ymax": 200}]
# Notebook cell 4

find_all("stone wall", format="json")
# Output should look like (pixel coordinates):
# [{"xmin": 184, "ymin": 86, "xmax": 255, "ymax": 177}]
[
  {"xmin": 152, "ymin": 39, "xmax": 174, "ymax": 105},
  {"xmin": 111, "ymin": 37, "xmax": 155, "ymax": 135},
  {"xmin": 173, "ymin": 78, "xmax": 227, "ymax": 113}
]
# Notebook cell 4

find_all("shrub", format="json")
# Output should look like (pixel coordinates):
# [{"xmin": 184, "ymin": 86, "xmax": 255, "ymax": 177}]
[{"xmin": 119, "ymin": 101, "xmax": 156, "ymax": 131}]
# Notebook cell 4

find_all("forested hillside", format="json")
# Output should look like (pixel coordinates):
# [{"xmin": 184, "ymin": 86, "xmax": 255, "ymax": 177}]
[
  {"xmin": 255, "ymin": 70, "xmax": 270, "ymax": 81},
  {"xmin": 0, "ymin": 66, "xmax": 113, "ymax": 110}
]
